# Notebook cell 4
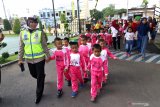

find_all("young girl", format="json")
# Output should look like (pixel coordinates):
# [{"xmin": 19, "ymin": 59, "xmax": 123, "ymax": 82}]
[
  {"xmin": 63, "ymin": 37, "xmax": 70, "ymax": 51},
  {"xmin": 50, "ymin": 38, "xmax": 71, "ymax": 98},
  {"xmin": 69, "ymin": 42, "xmax": 85, "ymax": 98},
  {"xmin": 87, "ymin": 44, "xmax": 107, "ymax": 102},
  {"xmin": 96, "ymin": 35, "xmax": 103, "ymax": 44},
  {"xmin": 91, "ymin": 30, "xmax": 97, "ymax": 45},
  {"xmin": 79, "ymin": 35, "xmax": 91, "ymax": 83},
  {"xmin": 85, "ymin": 29, "xmax": 92, "ymax": 38},
  {"xmin": 124, "ymin": 27, "xmax": 135, "ymax": 57},
  {"xmin": 87, "ymin": 37, "xmax": 92, "ymax": 48},
  {"xmin": 99, "ymin": 39, "xmax": 117, "ymax": 82}
]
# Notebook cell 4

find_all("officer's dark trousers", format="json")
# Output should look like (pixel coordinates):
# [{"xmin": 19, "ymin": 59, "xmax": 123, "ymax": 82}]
[{"xmin": 28, "ymin": 60, "xmax": 45, "ymax": 98}]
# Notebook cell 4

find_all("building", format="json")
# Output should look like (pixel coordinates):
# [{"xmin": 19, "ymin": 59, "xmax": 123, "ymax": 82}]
[
  {"xmin": 39, "ymin": 7, "xmax": 78, "ymax": 28},
  {"xmin": 80, "ymin": 0, "xmax": 90, "ymax": 20},
  {"xmin": 128, "ymin": 7, "xmax": 156, "ymax": 18}
]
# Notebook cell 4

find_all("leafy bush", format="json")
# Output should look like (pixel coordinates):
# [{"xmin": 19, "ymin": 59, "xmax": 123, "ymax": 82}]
[{"xmin": 13, "ymin": 19, "xmax": 21, "ymax": 34}]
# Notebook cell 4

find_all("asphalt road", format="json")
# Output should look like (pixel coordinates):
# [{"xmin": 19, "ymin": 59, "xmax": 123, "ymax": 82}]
[{"xmin": 0, "ymin": 59, "xmax": 160, "ymax": 107}]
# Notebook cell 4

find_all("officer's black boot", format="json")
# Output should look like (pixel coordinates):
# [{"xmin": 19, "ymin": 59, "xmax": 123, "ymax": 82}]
[{"xmin": 35, "ymin": 75, "xmax": 45, "ymax": 104}]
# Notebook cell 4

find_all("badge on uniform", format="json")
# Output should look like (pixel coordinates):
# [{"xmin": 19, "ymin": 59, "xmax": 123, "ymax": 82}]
[
  {"xmin": 24, "ymin": 34, "xmax": 28, "ymax": 40},
  {"xmin": 34, "ymin": 33, "xmax": 39, "ymax": 40}
]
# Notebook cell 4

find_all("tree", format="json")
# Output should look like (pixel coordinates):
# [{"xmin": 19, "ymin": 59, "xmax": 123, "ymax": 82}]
[
  {"xmin": 13, "ymin": 18, "xmax": 21, "ymax": 34},
  {"xmin": 142, "ymin": 0, "xmax": 148, "ymax": 16},
  {"xmin": 60, "ymin": 13, "xmax": 66, "ymax": 23},
  {"xmin": 115, "ymin": 9, "xmax": 127, "ymax": 18},
  {"xmin": 90, "ymin": 9, "xmax": 103, "ymax": 22},
  {"xmin": 102, "ymin": 4, "xmax": 116, "ymax": 18},
  {"xmin": 3, "ymin": 19, "xmax": 12, "ymax": 34}
]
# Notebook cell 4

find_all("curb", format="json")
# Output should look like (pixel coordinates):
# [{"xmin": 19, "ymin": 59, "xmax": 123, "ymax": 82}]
[{"xmin": 1, "ymin": 59, "xmax": 18, "ymax": 68}]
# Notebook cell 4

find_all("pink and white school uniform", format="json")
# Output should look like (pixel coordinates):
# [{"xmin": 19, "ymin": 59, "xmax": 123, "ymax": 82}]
[
  {"xmin": 63, "ymin": 45, "xmax": 71, "ymax": 53},
  {"xmin": 85, "ymin": 33, "xmax": 92, "ymax": 38},
  {"xmin": 99, "ymin": 33, "xmax": 106, "ymax": 40},
  {"xmin": 104, "ymin": 33, "xmax": 113, "ymax": 48},
  {"xmin": 69, "ymin": 52, "xmax": 85, "ymax": 92},
  {"xmin": 50, "ymin": 48, "xmax": 71, "ymax": 90},
  {"xmin": 91, "ymin": 33, "xmax": 97, "ymax": 45},
  {"xmin": 79, "ymin": 44, "xmax": 91, "ymax": 78},
  {"xmin": 101, "ymin": 47, "xmax": 116, "ymax": 82},
  {"xmin": 88, "ymin": 54, "xmax": 107, "ymax": 98}
]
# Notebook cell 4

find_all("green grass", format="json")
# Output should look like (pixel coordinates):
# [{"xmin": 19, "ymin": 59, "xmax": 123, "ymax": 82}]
[{"xmin": 0, "ymin": 54, "xmax": 18, "ymax": 64}]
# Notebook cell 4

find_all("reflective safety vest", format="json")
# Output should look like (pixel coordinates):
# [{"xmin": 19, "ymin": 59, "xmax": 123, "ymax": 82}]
[{"xmin": 21, "ymin": 30, "xmax": 45, "ymax": 59}]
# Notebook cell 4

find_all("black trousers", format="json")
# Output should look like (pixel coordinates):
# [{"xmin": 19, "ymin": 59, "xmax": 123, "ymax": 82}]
[
  {"xmin": 112, "ymin": 36, "xmax": 121, "ymax": 50},
  {"xmin": 28, "ymin": 60, "xmax": 45, "ymax": 98}
]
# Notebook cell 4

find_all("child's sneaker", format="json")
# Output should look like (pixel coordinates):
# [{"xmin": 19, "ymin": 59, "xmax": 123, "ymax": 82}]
[
  {"xmin": 90, "ymin": 97, "xmax": 96, "ymax": 102},
  {"xmin": 57, "ymin": 89, "xmax": 63, "ymax": 98},
  {"xmin": 67, "ymin": 80, "xmax": 71, "ymax": 86},
  {"xmin": 71, "ymin": 91, "xmax": 78, "ymax": 98}
]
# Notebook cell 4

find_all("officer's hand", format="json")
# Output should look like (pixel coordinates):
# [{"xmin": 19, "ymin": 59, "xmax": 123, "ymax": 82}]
[
  {"xmin": 18, "ymin": 60, "xmax": 23, "ymax": 65},
  {"xmin": 45, "ymin": 58, "xmax": 50, "ymax": 63}
]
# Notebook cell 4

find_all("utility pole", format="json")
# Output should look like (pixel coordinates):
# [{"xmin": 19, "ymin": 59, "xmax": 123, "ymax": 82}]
[
  {"xmin": 52, "ymin": 0, "xmax": 58, "ymax": 37},
  {"xmin": 77, "ymin": 0, "xmax": 81, "ymax": 34},
  {"xmin": 127, "ymin": 0, "xmax": 129, "ymax": 18},
  {"xmin": 2, "ymin": 0, "xmax": 7, "ymax": 19}
]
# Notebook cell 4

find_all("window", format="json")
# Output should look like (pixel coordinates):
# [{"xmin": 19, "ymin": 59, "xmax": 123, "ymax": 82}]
[
  {"xmin": 43, "ymin": 12, "xmax": 46, "ymax": 18},
  {"xmin": 47, "ymin": 12, "xmax": 50, "ymax": 17},
  {"xmin": 63, "ymin": 11, "xmax": 65, "ymax": 14},
  {"xmin": 40, "ymin": 14, "xmax": 43, "ymax": 17},
  {"xmin": 56, "ymin": 13, "xmax": 59, "ymax": 16},
  {"xmin": 67, "ymin": 12, "xmax": 70, "ymax": 16}
]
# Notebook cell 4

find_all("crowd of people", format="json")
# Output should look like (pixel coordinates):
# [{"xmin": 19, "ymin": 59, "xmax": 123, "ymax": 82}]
[{"xmin": 88, "ymin": 16, "xmax": 158, "ymax": 58}]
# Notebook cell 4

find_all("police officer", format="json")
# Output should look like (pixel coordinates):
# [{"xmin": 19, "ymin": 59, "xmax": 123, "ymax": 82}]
[{"xmin": 18, "ymin": 16, "xmax": 50, "ymax": 104}]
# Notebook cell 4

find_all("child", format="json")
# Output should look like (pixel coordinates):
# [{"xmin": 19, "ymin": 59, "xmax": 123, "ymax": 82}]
[
  {"xmin": 91, "ymin": 30, "xmax": 97, "ymax": 45},
  {"xmin": 50, "ymin": 38, "xmax": 71, "ymax": 97},
  {"xmin": 69, "ymin": 42, "xmax": 85, "ymax": 97},
  {"xmin": 99, "ymin": 39, "xmax": 117, "ymax": 83},
  {"xmin": 96, "ymin": 35, "xmax": 103, "ymax": 44},
  {"xmin": 79, "ymin": 35, "xmax": 91, "ymax": 83},
  {"xmin": 99, "ymin": 29, "xmax": 106, "ymax": 40},
  {"xmin": 87, "ymin": 37, "xmax": 92, "ymax": 48},
  {"xmin": 124, "ymin": 27, "xmax": 135, "ymax": 57},
  {"xmin": 87, "ymin": 44, "xmax": 107, "ymax": 102},
  {"xmin": 85, "ymin": 29, "xmax": 92, "ymax": 38},
  {"xmin": 63, "ymin": 37, "xmax": 70, "ymax": 51}
]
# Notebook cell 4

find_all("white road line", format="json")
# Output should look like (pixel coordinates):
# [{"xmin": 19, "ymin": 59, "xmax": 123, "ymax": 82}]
[
  {"xmin": 114, "ymin": 52, "xmax": 124, "ymax": 56},
  {"xmin": 119, "ymin": 54, "xmax": 127, "ymax": 59},
  {"xmin": 145, "ymin": 55, "xmax": 160, "ymax": 63},
  {"xmin": 156, "ymin": 60, "xmax": 160, "ymax": 64},
  {"xmin": 126, "ymin": 54, "xmax": 139, "ymax": 61},
  {"xmin": 135, "ymin": 54, "xmax": 150, "ymax": 62}
]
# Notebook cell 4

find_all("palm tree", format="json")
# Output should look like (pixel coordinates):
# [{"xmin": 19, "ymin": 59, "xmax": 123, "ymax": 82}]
[{"xmin": 142, "ymin": 0, "xmax": 149, "ymax": 17}]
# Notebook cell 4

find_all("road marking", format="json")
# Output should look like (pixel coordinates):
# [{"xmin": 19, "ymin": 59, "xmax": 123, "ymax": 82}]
[
  {"xmin": 135, "ymin": 54, "xmax": 150, "ymax": 62},
  {"xmin": 145, "ymin": 55, "xmax": 160, "ymax": 63},
  {"xmin": 126, "ymin": 54, "xmax": 139, "ymax": 61},
  {"xmin": 114, "ymin": 52, "xmax": 124, "ymax": 57},
  {"xmin": 156, "ymin": 60, "xmax": 160, "ymax": 64},
  {"xmin": 119, "ymin": 54, "xmax": 127, "ymax": 59}
]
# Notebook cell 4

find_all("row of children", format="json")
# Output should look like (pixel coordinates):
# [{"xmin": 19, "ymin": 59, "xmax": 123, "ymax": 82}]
[
  {"xmin": 80, "ymin": 26, "xmax": 136, "ymax": 57},
  {"xmin": 47, "ymin": 36, "xmax": 117, "ymax": 102}
]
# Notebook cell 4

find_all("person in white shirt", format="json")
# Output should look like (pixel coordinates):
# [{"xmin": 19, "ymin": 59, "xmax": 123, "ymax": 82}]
[{"xmin": 124, "ymin": 27, "xmax": 135, "ymax": 57}]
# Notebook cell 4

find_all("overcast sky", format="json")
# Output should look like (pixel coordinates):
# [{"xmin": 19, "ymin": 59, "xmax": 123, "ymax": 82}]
[{"xmin": 0, "ymin": 0, "xmax": 159, "ymax": 18}]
